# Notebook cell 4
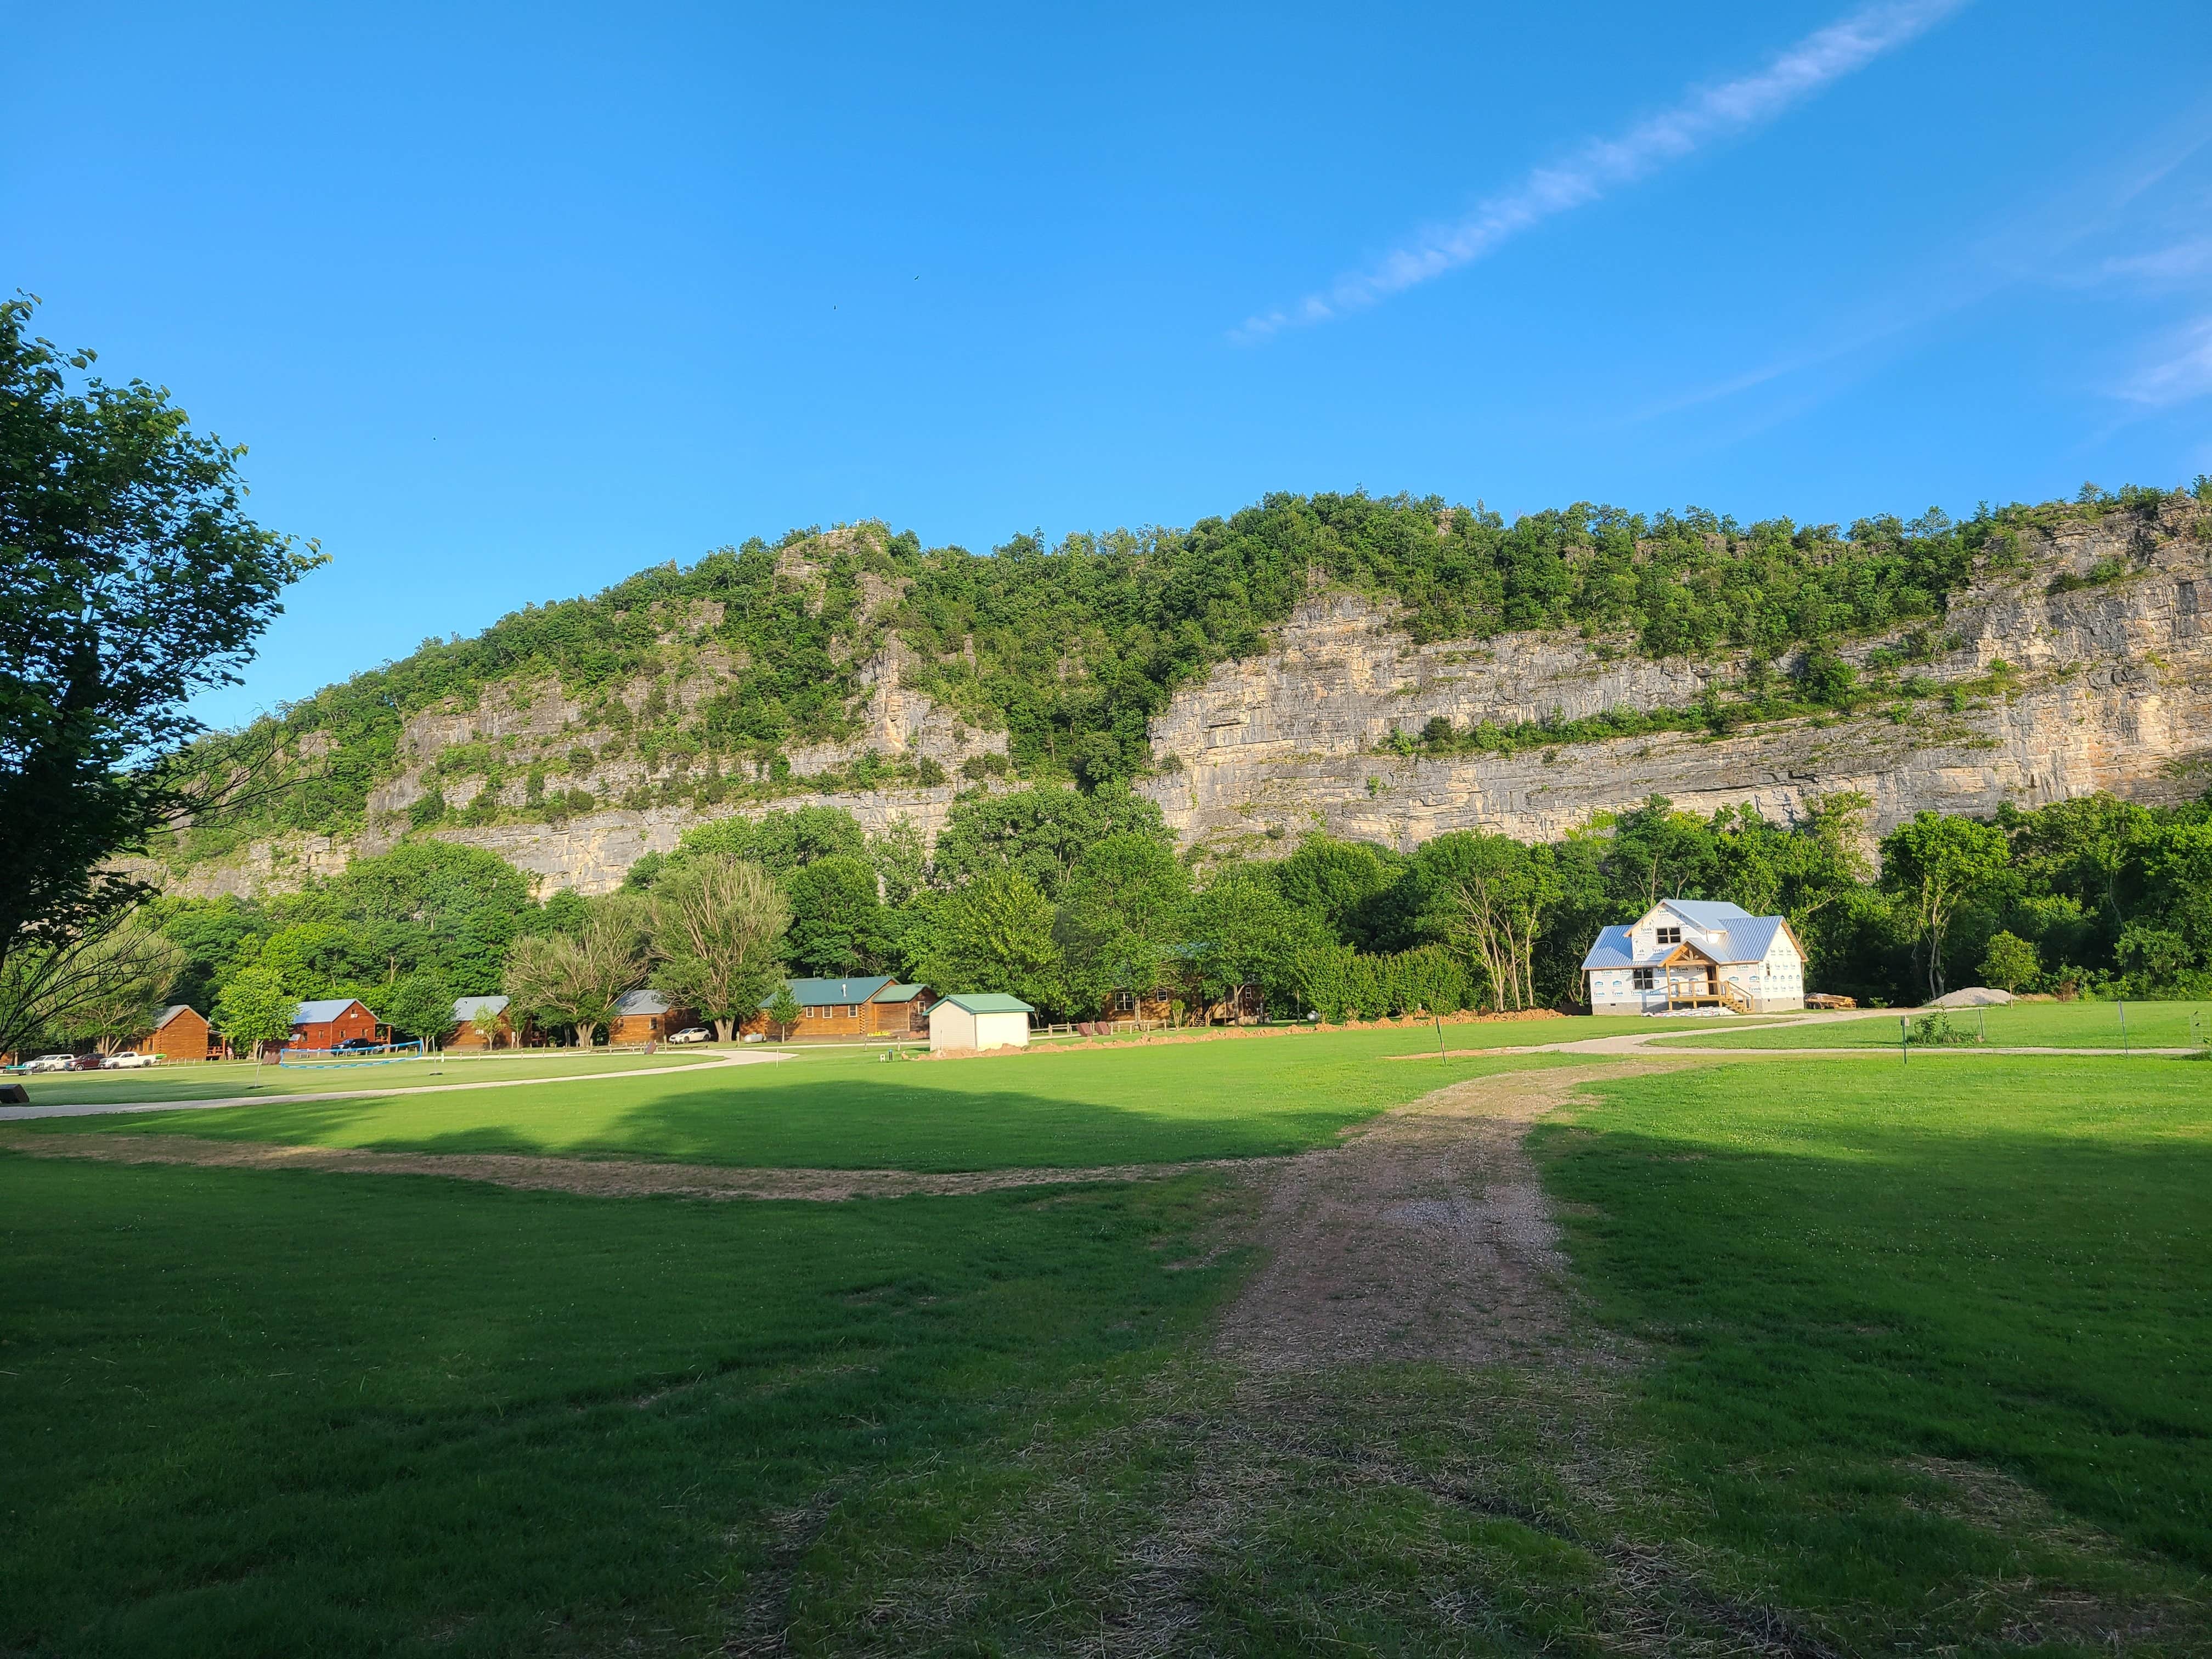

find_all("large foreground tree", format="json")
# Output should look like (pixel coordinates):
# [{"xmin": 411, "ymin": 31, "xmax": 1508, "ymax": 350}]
[
  {"xmin": 1, "ymin": 296, "xmax": 318, "ymax": 1005},
  {"xmin": 650, "ymin": 855, "xmax": 791, "ymax": 1040}
]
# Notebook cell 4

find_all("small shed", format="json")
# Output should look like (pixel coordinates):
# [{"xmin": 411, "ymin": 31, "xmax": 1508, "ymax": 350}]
[
  {"xmin": 449, "ymin": 994, "xmax": 515, "ymax": 1049},
  {"xmin": 143, "ymin": 1004, "xmax": 211, "ymax": 1062},
  {"xmin": 291, "ymin": 998, "xmax": 382, "ymax": 1051},
  {"xmin": 928, "ymin": 992, "xmax": 1035, "ymax": 1053}
]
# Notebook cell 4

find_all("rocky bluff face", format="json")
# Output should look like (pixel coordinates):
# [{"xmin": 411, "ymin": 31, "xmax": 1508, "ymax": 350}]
[
  {"xmin": 159, "ymin": 503, "xmax": 2211, "ymax": 898},
  {"xmin": 1138, "ymin": 506, "xmax": 2212, "ymax": 860}
]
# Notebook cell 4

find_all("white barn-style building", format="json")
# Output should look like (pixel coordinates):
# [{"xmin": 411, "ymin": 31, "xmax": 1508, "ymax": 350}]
[
  {"xmin": 1581, "ymin": 899, "xmax": 1808, "ymax": 1015},
  {"xmin": 927, "ymin": 993, "xmax": 1035, "ymax": 1053}
]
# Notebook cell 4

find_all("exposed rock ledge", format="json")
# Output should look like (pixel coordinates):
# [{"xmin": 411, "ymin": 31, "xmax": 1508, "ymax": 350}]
[{"xmin": 152, "ymin": 505, "xmax": 2211, "ymax": 898}]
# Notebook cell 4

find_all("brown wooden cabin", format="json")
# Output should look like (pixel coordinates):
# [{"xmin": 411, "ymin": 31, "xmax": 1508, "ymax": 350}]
[
  {"xmin": 742, "ymin": 977, "xmax": 934, "ymax": 1040},
  {"xmin": 448, "ymin": 995, "xmax": 517, "ymax": 1048},
  {"xmin": 608, "ymin": 988, "xmax": 679, "ymax": 1045},
  {"xmin": 142, "ymin": 1004, "xmax": 213, "ymax": 1062}
]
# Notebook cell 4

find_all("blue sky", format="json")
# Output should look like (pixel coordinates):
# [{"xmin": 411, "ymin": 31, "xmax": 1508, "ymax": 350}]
[{"xmin": 8, "ymin": 1, "xmax": 2211, "ymax": 726}]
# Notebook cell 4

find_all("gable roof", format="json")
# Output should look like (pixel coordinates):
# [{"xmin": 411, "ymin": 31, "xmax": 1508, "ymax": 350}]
[
  {"xmin": 1579, "ymin": 926, "xmax": 1637, "ymax": 971},
  {"xmin": 612, "ymin": 988, "xmax": 669, "ymax": 1017},
  {"xmin": 935, "ymin": 992, "xmax": 1035, "ymax": 1015},
  {"xmin": 152, "ymin": 1004, "xmax": 200, "ymax": 1030},
  {"xmin": 783, "ymin": 975, "xmax": 896, "ymax": 1007},
  {"xmin": 1657, "ymin": 899, "xmax": 1756, "ymax": 928},
  {"xmin": 453, "ymin": 995, "xmax": 510, "ymax": 1020},
  {"xmin": 873, "ymin": 983, "xmax": 930, "ymax": 1004},
  {"xmin": 292, "ymin": 998, "xmax": 368, "ymax": 1024},
  {"xmin": 1585, "ymin": 909, "xmax": 1802, "ymax": 970}
]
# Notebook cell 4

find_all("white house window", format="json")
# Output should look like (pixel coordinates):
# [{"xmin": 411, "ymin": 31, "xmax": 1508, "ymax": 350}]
[
  {"xmin": 1632, "ymin": 968, "xmax": 1656, "ymax": 990},
  {"xmin": 1655, "ymin": 926, "xmax": 1681, "ymax": 945}
]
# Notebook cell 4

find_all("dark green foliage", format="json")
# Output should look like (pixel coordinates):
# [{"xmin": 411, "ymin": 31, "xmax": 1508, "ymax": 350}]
[
  {"xmin": 661, "ymin": 804, "xmax": 870, "ymax": 877},
  {"xmin": 931, "ymin": 784, "xmax": 1171, "ymax": 900},
  {"xmin": 0, "ymin": 296, "xmax": 318, "ymax": 984},
  {"xmin": 904, "ymin": 870, "xmax": 1065, "ymax": 1012},
  {"xmin": 153, "ymin": 842, "xmax": 551, "ymax": 1016},
  {"xmin": 1283, "ymin": 940, "xmax": 1476, "ymax": 1023},
  {"xmin": 1054, "ymin": 833, "xmax": 1193, "ymax": 1015},
  {"xmin": 783, "ymin": 854, "xmax": 894, "ymax": 977}
]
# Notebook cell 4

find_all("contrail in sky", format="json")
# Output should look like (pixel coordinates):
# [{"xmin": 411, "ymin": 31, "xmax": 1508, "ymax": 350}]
[{"xmin": 1233, "ymin": 0, "xmax": 1972, "ymax": 342}]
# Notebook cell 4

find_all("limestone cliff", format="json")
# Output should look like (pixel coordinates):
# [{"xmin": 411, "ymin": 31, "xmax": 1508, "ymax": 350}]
[
  {"xmin": 1137, "ymin": 503, "xmax": 2211, "ymax": 855},
  {"xmin": 156, "ymin": 500, "xmax": 2210, "ymax": 898}
]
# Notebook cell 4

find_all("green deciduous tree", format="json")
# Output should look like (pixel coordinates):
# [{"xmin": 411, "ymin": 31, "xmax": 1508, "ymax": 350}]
[
  {"xmin": 1979, "ymin": 931, "xmax": 2041, "ymax": 993},
  {"xmin": 1, "ymin": 297, "xmax": 319, "ymax": 995},
  {"xmin": 909, "ymin": 870, "xmax": 1064, "ymax": 1012},
  {"xmin": 1, "ymin": 912, "xmax": 184, "ymax": 1057},
  {"xmin": 382, "ymin": 969, "xmax": 458, "ymax": 1051},
  {"xmin": 213, "ymin": 966, "xmax": 297, "ymax": 1066},
  {"xmin": 48, "ymin": 919, "xmax": 185, "ymax": 1055},
  {"xmin": 648, "ymin": 856, "xmax": 791, "ymax": 1040},
  {"xmin": 763, "ymin": 985, "xmax": 802, "ymax": 1042},
  {"xmin": 782, "ymin": 855, "xmax": 888, "ymax": 977},
  {"xmin": 1412, "ymin": 832, "xmax": 1564, "ymax": 1012},
  {"xmin": 504, "ymin": 896, "xmax": 646, "ymax": 1047},
  {"xmin": 1054, "ymin": 833, "xmax": 1192, "ymax": 1015},
  {"xmin": 932, "ymin": 784, "xmax": 1170, "ymax": 900},
  {"xmin": 1178, "ymin": 865, "xmax": 1331, "ymax": 1022},
  {"xmin": 1881, "ymin": 811, "xmax": 2011, "ymax": 1002},
  {"xmin": 663, "ymin": 806, "xmax": 868, "ymax": 879}
]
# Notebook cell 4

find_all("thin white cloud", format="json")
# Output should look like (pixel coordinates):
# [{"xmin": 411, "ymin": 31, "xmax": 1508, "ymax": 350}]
[
  {"xmin": 2117, "ymin": 315, "xmax": 2212, "ymax": 408},
  {"xmin": 1233, "ymin": 0, "xmax": 1972, "ymax": 342},
  {"xmin": 2097, "ymin": 234, "xmax": 2212, "ymax": 286}
]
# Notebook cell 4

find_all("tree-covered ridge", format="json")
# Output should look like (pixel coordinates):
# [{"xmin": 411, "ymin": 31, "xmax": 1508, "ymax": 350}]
[{"xmin": 188, "ymin": 482, "xmax": 2208, "ymax": 845}]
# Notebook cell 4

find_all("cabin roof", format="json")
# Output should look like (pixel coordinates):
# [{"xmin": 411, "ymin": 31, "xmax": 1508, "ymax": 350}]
[
  {"xmin": 292, "ymin": 998, "xmax": 368, "ymax": 1024},
  {"xmin": 781, "ymin": 975, "xmax": 896, "ymax": 1006}
]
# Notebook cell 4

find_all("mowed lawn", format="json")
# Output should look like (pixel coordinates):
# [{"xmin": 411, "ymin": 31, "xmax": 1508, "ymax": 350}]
[
  {"xmin": 0, "ymin": 1155, "xmax": 1235, "ymax": 1657},
  {"xmin": 2, "ymin": 1049, "xmax": 727, "ymax": 1108},
  {"xmin": 1652, "ymin": 996, "xmax": 2212, "ymax": 1050},
  {"xmin": 1536, "ymin": 1054, "xmax": 2212, "ymax": 1609},
  {"xmin": 10, "ymin": 1030, "xmax": 1594, "ymax": 1171}
]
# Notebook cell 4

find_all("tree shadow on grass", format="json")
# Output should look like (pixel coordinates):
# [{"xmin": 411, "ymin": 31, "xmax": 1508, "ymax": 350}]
[
  {"xmin": 1533, "ymin": 1096, "xmax": 2212, "ymax": 1590},
  {"xmin": 42, "ymin": 1049, "xmax": 1588, "ymax": 1171}
]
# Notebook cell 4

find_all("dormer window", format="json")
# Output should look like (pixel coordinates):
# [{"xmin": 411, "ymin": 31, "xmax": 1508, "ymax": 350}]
[{"xmin": 1655, "ymin": 925, "xmax": 1681, "ymax": 946}]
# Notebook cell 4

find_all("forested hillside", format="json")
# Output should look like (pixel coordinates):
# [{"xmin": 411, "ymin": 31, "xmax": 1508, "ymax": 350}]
[{"xmin": 173, "ymin": 483, "xmax": 2192, "ymax": 857}]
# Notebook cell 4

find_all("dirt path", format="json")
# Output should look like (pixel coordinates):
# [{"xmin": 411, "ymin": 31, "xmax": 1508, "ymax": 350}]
[
  {"xmin": 1216, "ymin": 1060, "xmax": 1686, "ymax": 1370},
  {"xmin": 0, "ymin": 1130, "xmax": 1239, "ymax": 1201},
  {"xmin": 0, "ymin": 1048, "xmax": 781, "ymax": 1123}
]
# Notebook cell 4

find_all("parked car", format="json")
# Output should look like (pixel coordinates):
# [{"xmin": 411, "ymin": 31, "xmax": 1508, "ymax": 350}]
[
  {"xmin": 73, "ymin": 1052, "xmax": 108, "ymax": 1069},
  {"xmin": 21, "ymin": 1053, "xmax": 76, "ymax": 1073},
  {"xmin": 104, "ymin": 1051, "xmax": 162, "ymax": 1069},
  {"xmin": 667, "ymin": 1026, "xmax": 712, "ymax": 1044},
  {"xmin": 334, "ymin": 1037, "xmax": 382, "ymax": 1052}
]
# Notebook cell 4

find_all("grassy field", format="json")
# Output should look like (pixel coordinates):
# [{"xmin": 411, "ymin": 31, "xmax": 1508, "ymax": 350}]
[
  {"xmin": 1652, "ymin": 996, "xmax": 2212, "ymax": 1050},
  {"xmin": 0, "ymin": 1156, "xmax": 1233, "ymax": 1657},
  {"xmin": 1537, "ymin": 1056, "xmax": 2212, "ymax": 1628},
  {"xmin": 7, "ymin": 1045, "xmax": 2208, "ymax": 1654},
  {"xmin": 2, "ymin": 1049, "xmax": 726, "ymax": 1107},
  {"xmin": 9, "ymin": 1030, "xmax": 1593, "ymax": 1171}
]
